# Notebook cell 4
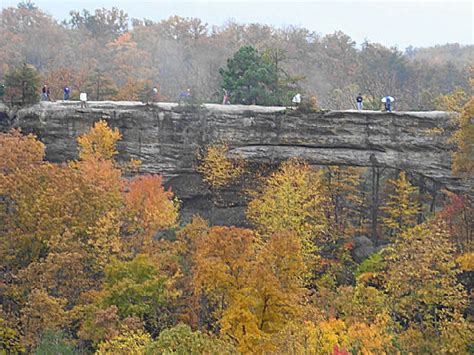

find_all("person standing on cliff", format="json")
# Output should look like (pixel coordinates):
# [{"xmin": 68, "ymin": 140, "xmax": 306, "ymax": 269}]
[
  {"xmin": 382, "ymin": 95, "xmax": 394, "ymax": 112},
  {"xmin": 292, "ymin": 93, "xmax": 302, "ymax": 108},
  {"xmin": 63, "ymin": 86, "xmax": 70, "ymax": 101},
  {"xmin": 222, "ymin": 89, "xmax": 230, "ymax": 105},
  {"xmin": 42, "ymin": 85, "xmax": 48, "ymax": 101},
  {"xmin": 356, "ymin": 93, "xmax": 363, "ymax": 110},
  {"xmin": 179, "ymin": 88, "xmax": 192, "ymax": 105},
  {"xmin": 80, "ymin": 92, "xmax": 88, "ymax": 108}
]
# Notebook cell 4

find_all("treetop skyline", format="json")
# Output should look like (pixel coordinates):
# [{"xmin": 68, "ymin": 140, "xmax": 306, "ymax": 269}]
[{"xmin": 1, "ymin": 0, "xmax": 472, "ymax": 49}]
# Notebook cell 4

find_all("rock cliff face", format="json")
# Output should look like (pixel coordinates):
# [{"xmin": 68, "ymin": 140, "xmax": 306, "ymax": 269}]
[{"xmin": 0, "ymin": 101, "xmax": 470, "ymax": 225}]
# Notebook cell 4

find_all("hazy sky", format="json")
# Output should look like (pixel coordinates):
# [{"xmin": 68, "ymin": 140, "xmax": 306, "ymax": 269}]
[{"xmin": 1, "ymin": 0, "xmax": 472, "ymax": 49}]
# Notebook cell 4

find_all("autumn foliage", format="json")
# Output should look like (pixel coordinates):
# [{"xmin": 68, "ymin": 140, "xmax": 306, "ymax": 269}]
[{"xmin": 0, "ymin": 123, "xmax": 472, "ymax": 353}]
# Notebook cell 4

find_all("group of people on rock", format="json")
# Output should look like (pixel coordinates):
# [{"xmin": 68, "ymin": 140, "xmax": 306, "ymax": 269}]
[
  {"xmin": 356, "ymin": 93, "xmax": 394, "ymax": 112},
  {"xmin": 40, "ymin": 85, "xmax": 159, "ymax": 107},
  {"xmin": 40, "ymin": 84, "xmax": 394, "ymax": 112},
  {"xmin": 41, "ymin": 85, "xmax": 72, "ymax": 101}
]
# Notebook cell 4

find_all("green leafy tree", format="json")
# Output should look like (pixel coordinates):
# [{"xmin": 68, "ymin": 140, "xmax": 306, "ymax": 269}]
[
  {"xmin": 101, "ymin": 255, "xmax": 167, "ymax": 320},
  {"xmin": 34, "ymin": 330, "xmax": 76, "ymax": 355},
  {"xmin": 219, "ymin": 45, "xmax": 295, "ymax": 106},
  {"xmin": 4, "ymin": 63, "xmax": 40, "ymax": 106}
]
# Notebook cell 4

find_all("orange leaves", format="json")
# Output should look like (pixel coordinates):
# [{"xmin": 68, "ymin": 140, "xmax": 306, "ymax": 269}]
[
  {"xmin": 123, "ymin": 174, "xmax": 178, "ymax": 239},
  {"xmin": 42, "ymin": 67, "xmax": 89, "ymax": 100},
  {"xmin": 0, "ymin": 123, "xmax": 181, "ymax": 349},
  {"xmin": 0, "ymin": 129, "xmax": 44, "ymax": 182},
  {"xmin": 114, "ymin": 79, "xmax": 151, "ymax": 101},
  {"xmin": 193, "ymin": 226, "xmax": 255, "ymax": 298}
]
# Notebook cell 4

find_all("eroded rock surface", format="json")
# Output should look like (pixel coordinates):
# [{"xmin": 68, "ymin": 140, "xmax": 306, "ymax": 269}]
[{"xmin": 0, "ymin": 101, "xmax": 470, "ymax": 225}]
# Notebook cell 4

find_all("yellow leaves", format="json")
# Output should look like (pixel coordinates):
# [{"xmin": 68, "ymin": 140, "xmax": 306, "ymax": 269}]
[
  {"xmin": 346, "ymin": 320, "xmax": 393, "ymax": 355},
  {"xmin": 197, "ymin": 142, "xmax": 244, "ymax": 189},
  {"xmin": 383, "ymin": 222, "xmax": 467, "ymax": 330},
  {"xmin": 191, "ymin": 226, "xmax": 306, "ymax": 352},
  {"xmin": 21, "ymin": 289, "xmax": 68, "ymax": 349},
  {"xmin": 435, "ymin": 87, "xmax": 469, "ymax": 112},
  {"xmin": 77, "ymin": 120, "xmax": 122, "ymax": 161},
  {"xmin": 381, "ymin": 171, "xmax": 420, "ymax": 237},
  {"xmin": 311, "ymin": 318, "xmax": 350, "ymax": 354},
  {"xmin": 247, "ymin": 159, "xmax": 328, "ymax": 263},
  {"xmin": 96, "ymin": 327, "xmax": 152, "ymax": 355},
  {"xmin": 295, "ymin": 317, "xmax": 393, "ymax": 355},
  {"xmin": 193, "ymin": 226, "xmax": 256, "ymax": 299},
  {"xmin": 451, "ymin": 96, "xmax": 474, "ymax": 176},
  {"xmin": 456, "ymin": 252, "xmax": 474, "ymax": 271},
  {"xmin": 0, "ymin": 121, "xmax": 185, "ymax": 349},
  {"xmin": 0, "ymin": 314, "xmax": 25, "ymax": 354},
  {"xmin": 86, "ymin": 211, "xmax": 122, "ymax": 268}
]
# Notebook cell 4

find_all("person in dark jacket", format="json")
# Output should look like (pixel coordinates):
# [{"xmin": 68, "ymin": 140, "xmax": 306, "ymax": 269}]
[
  {"xmin": 63, "ymin": 86, "xmax": 70, "ymax": 100},
  {"xmin": 356, "ymin": 93, "xmax": 363, "ymax": 110}
]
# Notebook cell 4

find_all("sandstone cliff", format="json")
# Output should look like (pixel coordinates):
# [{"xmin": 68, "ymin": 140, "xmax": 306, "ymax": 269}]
[{"xmin": 0, "ymin": 101, "xmax": 470, "ymax": 224}]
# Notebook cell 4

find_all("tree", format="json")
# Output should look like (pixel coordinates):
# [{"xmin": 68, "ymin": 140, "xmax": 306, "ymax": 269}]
[
  {"xmin": 66, "ymin": 7, "xmax": 129, "ymax": 44},
  {"xmin": 145, "ymin": 324, "xmax": 235, "ymax": 354},
  {"xmin": 434, "ymin": 87, "xmax": 469, "ymax": 112},
  {"xmin": 96, "ymin": 328, "xmax": 151, "ymax": 355},
  {"xmin": 383, "ymin": 221, "xmax": 470, "ymax": 353},
  {"xmin": 247, "ymin": 159, "xmax": 328, "ymax": 264},
  {"xmin": 34, "ymin": 330, "xmax": 76, "ymax": 355},
  {"xmin": 77, "ymin": 120, "xmax": 122, "ymax": 161},
  {"xmin": 192, "ymin": 226, "xmax": 256, "ymax": 324},
  {"xmin": 0, "ymin": 315, "xmax": 24, "ymax": 354},
  {"xmin": 437, "ymin": 191, "xmax": 473, "ymax": 253},
  {"xmin": 220, "ymin": 232, "xmax": 306, "ymax": 353},
  {"xmin": 321, "ymin": 166, "xmax": 366, "ymax": 238},
  {"xmin": 451, "ymin": 96, "xmax": 474, "ymax": 177},
  {"xmin": 20, "ymin": 289, "xmax": 68, "ymax": 350},
  {"xmin": 220, "ymin": 45, "xmax": 292, "ymax": 105},
  {"xmin": 189, "ymin": 223, "xmax": 307, "ymax": 352},
  {"xmin": 4, "ymin": 63, "xmax": 40, "ymax": 105},
  {"xmin": 84, "ymin": 69, "xmax": 118, "ymax": 101},
  {"xmin": 381, "ymin": 171, "xmax": 420, "ymax": 238},
  {"xmin": 197, "ymin": 142, "xmax": 245, "ymax": 189},
  {"xmin": 100, "ymin": 255, "xmax": 168, "ymax": 321}
]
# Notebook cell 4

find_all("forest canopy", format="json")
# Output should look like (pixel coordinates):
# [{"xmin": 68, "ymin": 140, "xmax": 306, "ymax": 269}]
[
  {"xmin": 0, "ymin": 2, "xmax": 473, "ymax": 354},
  {"xmin": 0, "ymin": 3, "xmax": 472, "ymax": 109}
]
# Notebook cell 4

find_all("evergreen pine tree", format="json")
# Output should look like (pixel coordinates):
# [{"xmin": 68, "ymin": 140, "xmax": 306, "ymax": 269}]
[{"xmin": 4, "ymin": 63, "xmax": 41, "ymax": 106}]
